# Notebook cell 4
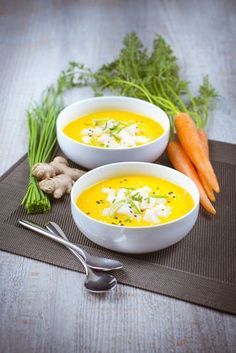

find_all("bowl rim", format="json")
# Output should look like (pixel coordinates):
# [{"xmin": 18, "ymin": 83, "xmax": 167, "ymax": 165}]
[
  {"xmin": 71, "ymin": 161, "xmax": 200, "ymax": 230},
  {"xmin": 57, "ymin": 96, "xmax": 170, "ymax": 151}
]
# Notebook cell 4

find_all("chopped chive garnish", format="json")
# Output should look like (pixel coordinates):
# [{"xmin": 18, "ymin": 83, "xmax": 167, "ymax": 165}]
[
  {"xmin": 124, "ymin": 218, "xmax": 132, "ymax": 223},
  {"xmin": 129, "ymin": 200, "xmax": 141, "ymax": 214}
]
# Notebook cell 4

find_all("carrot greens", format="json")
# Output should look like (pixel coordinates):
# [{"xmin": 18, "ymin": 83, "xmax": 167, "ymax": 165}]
[{"xmin": 89, "ymin": 33, "xmax": 218, "ymax": 133}]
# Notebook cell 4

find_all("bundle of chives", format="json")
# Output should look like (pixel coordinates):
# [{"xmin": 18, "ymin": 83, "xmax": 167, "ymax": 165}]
[
  {"xmin": 22, "ymin": 87, "xmax": 63, "ymax": 213},
  {"xmin": 21, "ymin": 62, "xmax": 91, "ymax": 213}
]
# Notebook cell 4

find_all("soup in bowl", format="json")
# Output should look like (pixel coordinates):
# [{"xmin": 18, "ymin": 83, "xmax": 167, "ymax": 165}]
[
  {"xmin": 63, "ymin": 110, "xmax": 164, "ymax": 149},
  {"xmin": 57, "ymin": 97, "xmax": 170, "ymax": 169},
  {"xmin": 71, "ymin": 162, "xmax": 199, "ymax": 254}
]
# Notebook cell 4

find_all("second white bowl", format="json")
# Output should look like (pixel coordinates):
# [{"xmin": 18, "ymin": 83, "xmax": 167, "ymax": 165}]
[
  {"xmin": 57, "ymin": 96, "xmax": 170, "ymax": 169},
  {"xmin": 71, "ymin": 162, "xmax": 199, "ymax": 254}
]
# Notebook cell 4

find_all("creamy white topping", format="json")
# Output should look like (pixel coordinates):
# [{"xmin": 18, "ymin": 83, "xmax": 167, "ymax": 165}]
[
  {"xmin": 81, "ymin": 119, "xmax": 149, "ymax": 148},
  {"xmin": 102, "ymin": 186, "xmax": 171, "ymax": 224}
]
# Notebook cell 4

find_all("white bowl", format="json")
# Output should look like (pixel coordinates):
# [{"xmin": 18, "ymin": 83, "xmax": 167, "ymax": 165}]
[
  {"xmin": 57, "ymin": 96, "xmax": 170, "ymax": 169},
  {"xmin": 71, "ymin": 162, "xmax": 200, "ymax": 254}
]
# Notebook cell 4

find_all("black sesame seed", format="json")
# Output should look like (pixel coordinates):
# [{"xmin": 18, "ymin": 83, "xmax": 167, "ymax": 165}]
[{"xmin": 96, "ymin": 201, "xmax": 100, "ymax": 204}]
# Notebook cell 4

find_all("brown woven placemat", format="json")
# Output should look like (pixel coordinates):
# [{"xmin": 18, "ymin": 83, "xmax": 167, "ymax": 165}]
[{"xmin": 0, "ymin": 140, "xmax": 236, "ymax": 314}]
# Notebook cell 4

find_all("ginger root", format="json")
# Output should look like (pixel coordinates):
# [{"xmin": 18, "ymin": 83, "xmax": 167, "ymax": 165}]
[
  {"xmin": 39, "ymin": 174, "xmax": 74, "ymax": 199},
  {"xmin": 32, "ymin": 156, "xmax": 84, "ymax": 181},
  {"xmin": 32, "ymin": 156, "xmax": 85, "ymax": 199}
]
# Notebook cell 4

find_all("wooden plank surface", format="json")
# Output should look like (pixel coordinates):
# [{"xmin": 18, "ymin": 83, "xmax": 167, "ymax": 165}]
[{"xmin": 0, "ymin": 0, "xmax": 236, "ymax": 352}]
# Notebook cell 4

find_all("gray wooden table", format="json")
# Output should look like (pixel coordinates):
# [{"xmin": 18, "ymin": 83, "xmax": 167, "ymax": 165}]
[{"xmin": 0, "ymin": 1, "xmax": 236, "ymax": 352}]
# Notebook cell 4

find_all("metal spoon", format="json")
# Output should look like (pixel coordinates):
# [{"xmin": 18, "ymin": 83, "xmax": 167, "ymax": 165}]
[
  {"xmin": 45, "ymin": 221, "xmax": 122, "ymax": 271},
  {"xmin": 18, "ymin": 219, "xmax": 117, "ymax": 293},
  {"xmin": 45, "ymin": 222, "xmax": 117, "ymax": 292}
]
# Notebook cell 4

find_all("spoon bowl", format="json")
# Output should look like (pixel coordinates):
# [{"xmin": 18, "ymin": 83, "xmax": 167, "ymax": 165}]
[{"xmin": 85, "ymin": 267, "xmax": 117, "ymax": 293}]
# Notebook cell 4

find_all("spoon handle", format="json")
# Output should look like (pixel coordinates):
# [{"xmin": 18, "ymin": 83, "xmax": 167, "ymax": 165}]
[
  {"xmin": 19, "ymin": 219, "xmax": 89, "ymax": 271},
  {"xmin": 46, "ymin": 222, "xmax": 88, "ymax": 274},
  {"xmin": 46, "ymin": 221, "xmax": 86, "ymax": 260}
]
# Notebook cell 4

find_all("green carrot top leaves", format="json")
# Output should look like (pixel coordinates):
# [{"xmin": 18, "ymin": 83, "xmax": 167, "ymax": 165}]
[
  {"xmin": 89, "ymin": 32, "xmax": 218, "ymax": 135},
  {"xmin": 186, "ymin": 76, "xmax": 218, "ymax": 128}
]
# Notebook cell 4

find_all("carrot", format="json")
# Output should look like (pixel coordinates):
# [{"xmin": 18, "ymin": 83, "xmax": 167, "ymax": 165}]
[
  {"xmin": 175, "ymin": 113, "xmax": 220, "ymax": 193},
  {"xmin": 198, "ymin": 129, "xmax": 209, "ymax": 158},
  {"xmin": 167, "ymin": 140, "xmax": 216, "ymax": 215},
  {"xmin": 198, "ymin": 171, "xmax": 216, "ymax": 202},
  {"xmin": 197, "ymin": 128, "xmax": 219, "ymax": 201}
]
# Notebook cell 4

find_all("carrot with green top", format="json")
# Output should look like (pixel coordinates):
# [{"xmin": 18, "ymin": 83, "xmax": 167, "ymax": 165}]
[
  {"xmin": 167, "ymin": 140, "xmax": 216, "ymax": 215},
  {"xmin": 174, "ymin": 113, "xmax": 220, "ymax": 193}
]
